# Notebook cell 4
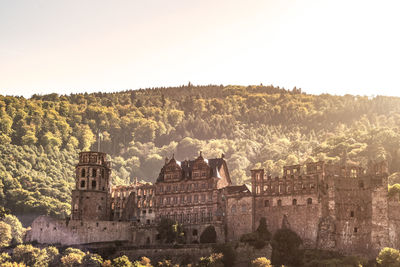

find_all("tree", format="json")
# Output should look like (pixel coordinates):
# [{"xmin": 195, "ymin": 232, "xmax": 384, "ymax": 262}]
[
  {"xmin": 200, "ymin": 226, "xmax": 217, "ymax": 244},
  {"xmin": 12, "ymin": 244, "xmax": 42, "ymax": 267},
  {"xmin": 0, "ymin": 221, "xmax": 11, "ymax": 247},
  {"xmin": 3, "ymin": 214, "xmax": 25, "ymax": 244},
  {"xmin": 60, "ymin": 253, "xmax": 83, "ymax": 267},
  {"xmin": 198, "ymin": 253, "xmax": 224, "ymax": 267},
  {"xmin": 82, "ymin": 252, "xmax": 103, "ymax": 267},
  {"xmin": 156, "ymin": 218, "xmax": 185, "ymax": 244},
  {"xmin": 112, "ymin": 255, "xmax": 133, "ymax": 267},
  {"xmin": 377, "ymin": 247, "xmax": 400, "ymax": 267},
  {"xmin": 251, "ymin": 257, "xmax": 272, "ymax": 267},
  {"xmin": 271, "ymin": 228, "xmax": 303, "ymax": 267},
  {"xmin": 212, "ymin": 244, "xmax": 236, "ymax": 267}
]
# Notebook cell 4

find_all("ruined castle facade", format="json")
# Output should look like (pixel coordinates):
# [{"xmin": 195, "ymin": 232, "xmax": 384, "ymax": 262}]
[{"xmin": 27, "ymin": 151, "xmax": 400, "ymax": 256}]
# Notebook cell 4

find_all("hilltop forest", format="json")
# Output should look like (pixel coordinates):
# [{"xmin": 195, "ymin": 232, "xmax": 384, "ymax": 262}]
[{"xmin": 1, "ymin": 84, "xmax": 400, "ymax": 218}]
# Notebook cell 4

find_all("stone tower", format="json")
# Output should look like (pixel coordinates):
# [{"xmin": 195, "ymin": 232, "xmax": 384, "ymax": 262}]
[{"xmin": 71, "ymin": 151, "xmax": 111, "ymax": 221}]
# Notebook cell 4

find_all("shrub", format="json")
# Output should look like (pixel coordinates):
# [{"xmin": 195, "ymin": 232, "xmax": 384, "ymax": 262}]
[{"xmin": 0, "ymin": 221, "xmax": 11, "ymax": 247}]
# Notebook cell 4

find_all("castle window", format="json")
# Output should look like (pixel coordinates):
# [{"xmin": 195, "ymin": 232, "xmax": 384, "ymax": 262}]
[
  {"xmin": 194, "ymin": 195, "xmax": 199, "ymax": 203},
  {"xmin": 193, "ymin": 229, "xmax": 198, "ymax": 236},
  {"xmin": 167, "ymin": 197, "xmax": 171, "ymax": 204},
  {"xmin": 307, "ymin": 198, "xmax": 313, "ymax": 205},
  {"xmin": 310, "ymin": 183, "xmax": 315, "ymax": 189},
  {"xmin": 194, "ymin": 183, "xmax": 198, "ymax": 189},
  {"xmin": 92, "ymin": 168, "xmax": 97, "ymax": 177},
  {"xmin": 208, "ymin": 193, "xmax": 213, "ymax": 201},
  {"xmin": 149, "ymin": 209, "xmax": 152, "ymax": 214},
  {"xmin": 264, "ymin": 200, "xmax": 270, "ymax": 207},
  {"xmin": 159, "ymin": 186, "xmax": 163, "ymax": 192},
  {"xmin": 180, "ymin": 196, "xmax": 185, "ymax": 203},
  {"xmin": 201, "ymin": 183, "xmax": 206, "ymax": 189},
  {"xmin": 350, "ymin": 211, "xmax": 354, "ymax": 217},
  {"xmin": 209, "ymin": 183, "xmax": 213, "ymax": 189},
  {"xmin": 277, "ymin": 199, "xmax": 282, "ymax": 206},
  {"xmin": 354, "ymin": 227, "xmax": 358, "ymax": 233},
  {"xmin": 187, "ymin": 195, "xmax": 192, "ymax": 203},
  {"xmin": 201, "ymin": 210, "xmax": 206, "ymax": 222},
  {"xmin": 180, "ymin": 184, "xmax": 185, "ymax": 191},
  {"xmin": 359, "ymin": 181, "xmax": 364, "ymax": 189},
  {"xmin": 351, "ymin": 169, "xmax": 357, "ymax": 178},
  {"xmin": 74, "ymin": 204, "xmax": 78, "ymax": 211},
  {"xmin": 80, "ymin": 180, "xmax": 85, "ymax": 188},
  {"xmin": 174, "ymin": 197, "xmax": 178, "ymax": 204},
  {"xmin": 98, "ymin": 205, "xmax": 101, "ymax": 211},
  {"xmin": 201, "ymin": 194, "xmax": 206, "ymax": 202},
  {"xmin": 81, "ymin": 169, "xmax": 86, "ymax": 177},
  {"xmin": 231, "ymin": 204, "xmax": 237, "ymax": 214},
  {"xmin": 102, "ymin": 187, "xmax": 105, "ymax": 191},
  {"xmin": 241, "ymin": 204, "xmax": 247, "ymax": 212},
  {"xmin": 292, "ymin": 199, "xmax": 297, "ymax": 206},
  {"xmin": 92, "ymin": 180, "xmax": 96, "ymax": 189},
  {"xmin": 208, "ymin": 211, "xmax": 213, "ymax": 222},
  {"xmin": 111, "ymin": 203, "xmax": 114, "ymax": 209},
  {"xmin": 173, "ymin": 185, "xmax": 178, "ymax": 192},
  {"xmin": 166, "ymin": 185, "xmax": 171, "ymax": 192},
  {"xmin": 194, "ymin": 213, "xmax": 198, "ymax": 223},
  {"xmin": 143, "ymin": 210, "xmax": 146, "ymax": 214},
  {"xmin": 263, "ymin": 185, "xmax": 269, "ymax": 192}
]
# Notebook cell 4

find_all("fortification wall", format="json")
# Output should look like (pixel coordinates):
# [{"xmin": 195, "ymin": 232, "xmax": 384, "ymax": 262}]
[
  {"xmin": 226, "ymin": 195, "xmax": 253, "ymax": 241},
  {"xmin": 26, "ymin": 216, "xmax": 132, "ymax": 246},
  {"xmin": 254, "ymin": 194, "xmax": 321, "ymax": 247},
  {"xmin": 388, "ymin": 200, "xmax": 400, "ymax": 249}
]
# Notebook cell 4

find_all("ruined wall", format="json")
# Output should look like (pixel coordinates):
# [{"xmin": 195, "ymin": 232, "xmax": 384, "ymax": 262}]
[
  {"xmin": 226, "ymin": 195, "xmax": 253, "ymax": 241},
  {"xmin": 26, "ymin": 216, "xmax": 132, "ymax": 246},
  {"xmin": 254, "ymin": 194, "xmax": 321, "ymax": 247},
  {"xmin": 331, "ymin": 178, "xmax": 373, "ymax": 255},
  {"xmin": 71, "ymin": 190, "xmax": 110, "ymax": 221}
]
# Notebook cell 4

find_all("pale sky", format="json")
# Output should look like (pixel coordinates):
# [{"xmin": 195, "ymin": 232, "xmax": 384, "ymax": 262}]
[{"xmin": 0, "ymin": 0, "xmax": 399, "ymax": 98}]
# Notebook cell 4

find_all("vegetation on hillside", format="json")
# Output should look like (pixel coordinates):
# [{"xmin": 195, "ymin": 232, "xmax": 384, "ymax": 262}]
[{"xmin": 1, "ymin": 84, "xmax": 400, "ymax": 217}]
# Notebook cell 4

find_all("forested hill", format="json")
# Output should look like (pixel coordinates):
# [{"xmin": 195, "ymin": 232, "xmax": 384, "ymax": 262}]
[{"xmin": 1, "ymin": 84, "xmax": 400, "ymax": 218}]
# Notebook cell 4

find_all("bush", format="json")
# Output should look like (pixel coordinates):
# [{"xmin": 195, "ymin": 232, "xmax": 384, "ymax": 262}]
[{"xmin": 200, "ymin": 226, "xmax": 217, "ymax": 244}]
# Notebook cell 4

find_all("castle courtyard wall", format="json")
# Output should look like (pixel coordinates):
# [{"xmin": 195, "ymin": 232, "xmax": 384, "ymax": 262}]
[{"xmin": 26, "ymin": 216, "xmax": 132, "ymax": 246}]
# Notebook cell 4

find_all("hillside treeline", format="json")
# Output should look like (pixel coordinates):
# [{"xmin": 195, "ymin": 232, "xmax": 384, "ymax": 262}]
[{"xmin": 1, "ymin": 84, "xmax": 400, "ymax": 217}]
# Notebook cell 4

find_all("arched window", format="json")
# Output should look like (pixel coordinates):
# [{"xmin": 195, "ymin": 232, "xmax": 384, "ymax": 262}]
[
  {"xmin": 307, "ymin": 198, "xmax": 312, "ymax": 205},
  {"xmin": 231, "ymin": 204, "xmax": 236, "ymax": 214},
  {"xmin": 241, "ymin": 204, "xmax": 247, "ymax": 212},
  {"xmin": 81, "ymin": 169, "xmax": 86, "ymax": 177},
  {"xmin": 277, "ymin": 199, "xmax": 282, "ymax": 206},
  {"xmin": 292, "ymin": 199, "xmax": 297, "ymax": 206}
]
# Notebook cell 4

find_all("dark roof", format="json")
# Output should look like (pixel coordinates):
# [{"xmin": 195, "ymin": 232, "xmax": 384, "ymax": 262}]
[
  {"xmin": 156, "ymin": 157, "xmax": 226, "ymax": 183},
  {"xmin": 225, "ymin": 184, "xmax": 251, "ymax": 194}
]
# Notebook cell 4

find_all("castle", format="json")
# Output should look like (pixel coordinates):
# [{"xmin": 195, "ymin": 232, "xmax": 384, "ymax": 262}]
[{"xmin": 26, "ymin": 150, "xmax": 400, "ymax": 257}]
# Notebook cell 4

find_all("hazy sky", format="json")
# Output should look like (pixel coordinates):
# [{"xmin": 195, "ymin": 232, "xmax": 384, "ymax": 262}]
[{"xmin": 1, "ymin": 0, "xmax": 399, "ymax": 98}]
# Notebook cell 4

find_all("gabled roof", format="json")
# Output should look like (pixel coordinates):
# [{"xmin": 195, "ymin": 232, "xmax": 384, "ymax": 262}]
[{"xmin": 156, "ymin": 155, "xmax": 227, "ymax": 183}]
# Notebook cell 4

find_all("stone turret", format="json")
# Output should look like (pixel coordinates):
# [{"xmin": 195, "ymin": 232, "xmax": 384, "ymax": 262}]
[{"xmin": 71, "ymin": 151, "xmax": 111, "ymax": 221}]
